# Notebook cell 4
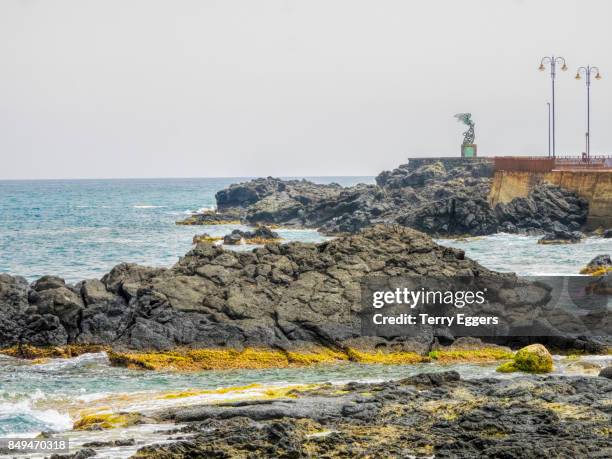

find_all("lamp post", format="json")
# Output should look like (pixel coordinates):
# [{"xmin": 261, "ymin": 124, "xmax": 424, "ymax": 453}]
[
  {"xmin": 539, "ymin": 56, "xmax": 568, "ymax": 158},
  {"xmin": 575, "ymin": 65, "xmax": 602, "ymax": 159},
  {"xmin": 547, "ymin": 102, "xmax": 551, "ymax": 157}
]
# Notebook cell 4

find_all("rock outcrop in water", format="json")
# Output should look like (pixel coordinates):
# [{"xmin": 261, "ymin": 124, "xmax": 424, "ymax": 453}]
[
  {"xmin": 1, "ymin": 225, "xmax": 608, "ymax": 360},
  {"xmin": 580, "ymin": 254, "xmax": 612, "ymax": 276},
  {"xmin": 223, "ymin": 226, "xmax": 281, "ymax": 245},
  {"xmin": 129, "ymin": 371, "xmax": 612, "ymax": 458},
  {"xmin": 177, "ymin": 159, "xmax": 589, "ymax": 237}
]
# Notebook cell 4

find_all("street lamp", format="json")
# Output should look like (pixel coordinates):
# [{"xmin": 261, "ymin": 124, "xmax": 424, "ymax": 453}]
[
  {"xmin": 547, "ymin": 102, "xmax": 551, "ymax": 158},
  {"xmin": 539, "ymin": 56, "xmax": 568, "ymax": 158},
  {"xmin": 575, "ymin": 65, "xmax": 602, "ymax": 159}
]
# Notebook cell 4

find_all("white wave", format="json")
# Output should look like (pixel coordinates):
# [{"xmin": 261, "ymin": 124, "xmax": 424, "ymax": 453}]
[
  {"xmin": 0, "ymin": 396, "xmax": 73, "ymax": 434},
  {"xmin": 184, "ymin": 206, "xmax": 216, "ymax": 215},
  {"xmin": 31, "ymin": 352, "xmax": 109, "ymax": 372},
  {"xmin": 133, "ymin": 205, "xmax": 166, "ymax": 209}
]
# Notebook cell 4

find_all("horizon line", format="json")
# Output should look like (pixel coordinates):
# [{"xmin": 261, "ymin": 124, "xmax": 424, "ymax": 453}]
[{"xmin": 0, "ymin": 174, "xmax": 376, "ymax": 182}]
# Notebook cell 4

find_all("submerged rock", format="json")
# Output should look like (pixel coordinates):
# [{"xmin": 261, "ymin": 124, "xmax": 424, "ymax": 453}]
[
  {"xmin": 222, "ymin": 226, "xmax": 281, "ymax": 245},
  {"xmin": 177, "ymin": 208, "xmax": 242, "ymax": 225},
  {"xmin": 192, "ymin": 233, "xmax": 222, "ymax": 245},
  {"xmin": 538, "ymin": 224, "xmax": 583, "ymax": 245}
]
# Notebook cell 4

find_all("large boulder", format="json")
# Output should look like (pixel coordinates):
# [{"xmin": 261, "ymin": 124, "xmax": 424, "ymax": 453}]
[
  {"xmin": 28, "ymin": 278, "xmax": 84, "ymax": 341},
  {"xmin": 496, "ymin": 343, "xmax": 553, "ymax": 373}
]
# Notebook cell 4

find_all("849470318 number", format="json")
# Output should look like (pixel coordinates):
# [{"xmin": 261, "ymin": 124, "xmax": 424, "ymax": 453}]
[{"xmin": 1, "ymin": 438, "xmax": 70, "ymax": 454}]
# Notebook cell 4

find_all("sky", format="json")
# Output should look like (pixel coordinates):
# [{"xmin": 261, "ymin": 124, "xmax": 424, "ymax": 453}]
[{"xmin": 1, "ymin": 0, "xmax": 612, "ymax": 179}]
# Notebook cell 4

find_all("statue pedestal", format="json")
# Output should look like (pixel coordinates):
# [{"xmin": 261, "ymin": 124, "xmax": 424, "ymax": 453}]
[{"xmin": 461, "ymin": 144, "xmax": 477, "ymax": 158}]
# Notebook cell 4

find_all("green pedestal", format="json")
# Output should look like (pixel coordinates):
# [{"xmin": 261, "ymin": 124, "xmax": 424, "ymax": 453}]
[{"xmin": 461, "ymin": 144, "xmax": 477, "ymax": 158}]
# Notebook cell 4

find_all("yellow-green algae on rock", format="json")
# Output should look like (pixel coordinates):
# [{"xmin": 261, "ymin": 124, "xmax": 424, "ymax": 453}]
[
  {"xmin": 107, "ymin": 346, "xmax": 430, "ymax": 371},
  {"xmin": 496, "ymin": 344, "xmax": 553, "ymax": 374},
  {"xmin": 107, "ymin": 348, "xmax": 290, "ymax": 371},
  {"xmin": 157, "ymin": 383, "xmax": 262, "ymax": 399},
  {"xmin": 580, "ymin": 266, "xmax": 612, "ymax": 276},
  {"xmin": 0, "ymin": 344, "xmax": 435, "ymax": 370},
  {"xmin": 2, "ymin": 343, "xmax": 551, "ymax": 372},
  {"xmin": 176, "ymin": 216, "xmax": 240, "ymax": 226},
  {"xmin": 73, "ymin": 412, "xmax": 143, "ymax": 431},
  {"xmin": 345, "ymin": 348, "xmax": 427, "ymax": 365},
  {"xmin": 106, "ymin": 347, "xmax": 356, "ymax": 371},
  {"xmin": 156, "ymin": 383, "xmax": 319, "ymax": 401},
  {"xmin": 1, "ymin": 344, "xmax": 516, "ymax": 372},
  {"xmin": 192, "ymin": 234, "xmax": 223, "ymax": 244},
  {"xmin": 428, "ymin": 347, "xmax": 513, "ymax": 363},
  {"xmin": 285, "ymin": 347, "xmax": 349, "ymax": 365}
]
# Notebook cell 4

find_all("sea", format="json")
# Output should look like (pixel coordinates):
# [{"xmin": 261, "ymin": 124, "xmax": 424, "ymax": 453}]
[
  {"xmin": 0, "ymin": 177, "xmax": 360, "ymax": 283},
  {"xmin": 0, "ymin": 177, "xmax": 610, "ymax": 454},
  {"xmin": 1, "ymin": 177, "xmax": 610, "ymax": 282}
]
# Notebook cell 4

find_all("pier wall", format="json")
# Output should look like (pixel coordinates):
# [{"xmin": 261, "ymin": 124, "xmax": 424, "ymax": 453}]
[{"xmin": 489, "ymin": 170, "xmax": 612, "ymax": 229}]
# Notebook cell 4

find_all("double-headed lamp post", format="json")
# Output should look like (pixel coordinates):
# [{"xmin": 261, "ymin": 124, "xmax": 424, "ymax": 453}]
[
  {"xmin": 539, "ymin": 56, "xmax": 568, "ymax": 158},
  {"xmin": 575, "ymin": 65, "xmax": 602, "ymax": 159}
]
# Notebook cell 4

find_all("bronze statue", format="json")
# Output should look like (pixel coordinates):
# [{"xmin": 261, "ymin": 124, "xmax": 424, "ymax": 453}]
[{"xmin": 454, "ymin": 113, "xmax": 475, "ymax": 145}]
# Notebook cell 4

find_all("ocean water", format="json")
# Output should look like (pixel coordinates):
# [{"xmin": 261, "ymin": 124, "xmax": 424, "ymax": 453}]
[
  {"xmin": 440, "ymin": 233, "xmax": 612, "ymax": 276},
  {"xmin": 1, "ymin": 177, "xmax": 609, "ymax": 283},
  {"xmin": 0, "ymin": 177, "xmax": 368, "ymax": 282}
]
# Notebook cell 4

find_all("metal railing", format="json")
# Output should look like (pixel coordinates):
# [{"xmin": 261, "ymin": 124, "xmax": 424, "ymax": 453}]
[
  {"xmin": 494, "ymin": 156, "xmax": 555, "ymax": 172},
  {"xmin": 494, "ymin": 155, "xmax": 612, "ymax": 172},
  {"xmin": 554, "ymin": 155, "xmax": 612, "ymax": 170}
]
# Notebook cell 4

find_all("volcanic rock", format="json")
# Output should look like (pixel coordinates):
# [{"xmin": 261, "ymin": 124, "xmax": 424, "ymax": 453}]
[
  {"xmin": 176, "ymin": 159, "xmax": 589, "ymax": 238},
  {"xmin": 580, "ymin": 254, "xmax": 612, "ymax": 275},
  {"xmin": 131, "ymin": 372, "xmax": 612, "ymax": 458},
  {"xmin": 1, "ymin": 225, "xmax": 607, "ymax": 355}
]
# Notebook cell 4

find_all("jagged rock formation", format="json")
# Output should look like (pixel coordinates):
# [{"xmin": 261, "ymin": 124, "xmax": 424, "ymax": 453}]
[
  {"xmin": 497, "ymin": 184, "xmax": 588, "ymax": 235},
  {"xmin": 177, "ymin": 159, "xmax": 589, "ymax": 237},
  {"xmin": 1, "ymin": 225, "xmax": 607, "ymax": 355}
]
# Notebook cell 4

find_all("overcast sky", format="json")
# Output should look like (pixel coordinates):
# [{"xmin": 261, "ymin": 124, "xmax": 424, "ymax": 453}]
[{"xmin": 1, "ymin": 0, "xmax": 611, "ymax": 179}]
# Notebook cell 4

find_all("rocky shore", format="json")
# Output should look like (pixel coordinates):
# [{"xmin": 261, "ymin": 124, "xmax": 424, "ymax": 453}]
[
  {"xmin": 177, "ymin": 159, "xmax": 590, "ymax": 238},
  {"xmin": 1, "ymin": 210, "xmax": 609, "ymax": 459},
  {"xmin": 1, "ymin": 225, "xmax": 609, "ymax": 369},
  {"xmin": 125, "ymin": 370, "xmax": 612, "ymax": 458}
]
